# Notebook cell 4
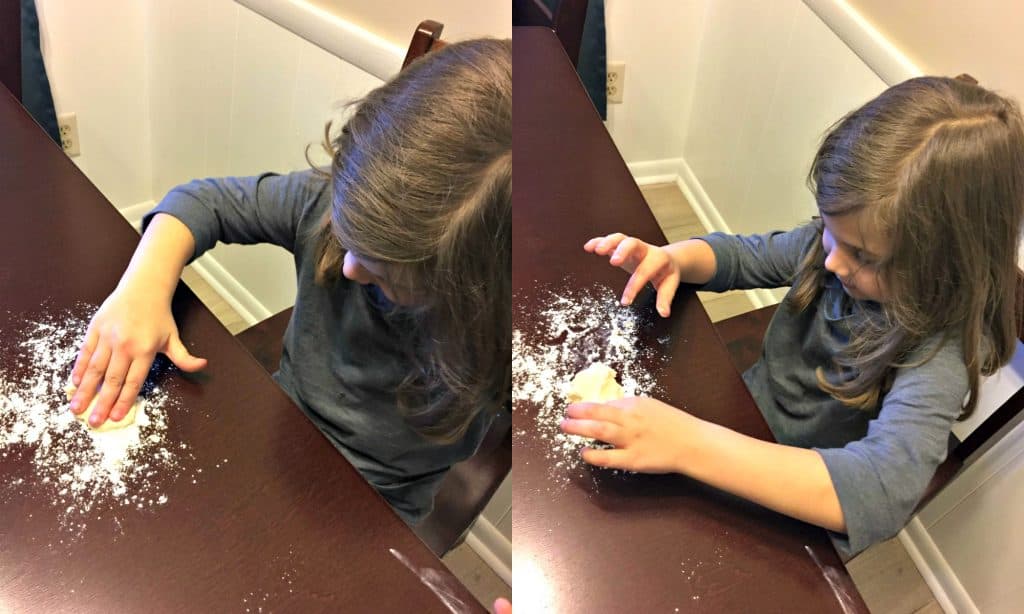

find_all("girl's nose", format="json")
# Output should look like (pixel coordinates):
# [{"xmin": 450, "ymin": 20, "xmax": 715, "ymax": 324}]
[
  {"xmin": 342, "ymin": 252, "xmax": 372, "ymax": 284},
  {"xmin": 823, "ymin": 247, "xmax": 849, "ymax": 278}
]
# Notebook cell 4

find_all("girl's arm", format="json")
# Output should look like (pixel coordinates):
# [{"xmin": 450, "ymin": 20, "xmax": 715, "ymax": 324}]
[
  {"xmin": 70, "ymin": 214, "xmax": 207, "ymax": 427},
  {"xmin": 685, "ymin": 418, "xmax": 846, "ymax": 532},
  {"xmin": 585, "ymin": 234, "xmax": 717, "ymax": 317},
  {"xmin": 72, "ymin": 170, "xmax": 320, "ymax": 427},
  {"xmin": 561, "ymin": 398, "xmax": 846, "ymax": 533}
]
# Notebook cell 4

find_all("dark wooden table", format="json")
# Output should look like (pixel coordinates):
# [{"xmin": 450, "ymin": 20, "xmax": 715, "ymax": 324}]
[
  {"xmin": 512, "ymin": 27, "xmax": 869, "ymax": 613},
  {"xmin": 0, "ymin": 88, "xmax": 483, "ymax": 613}
]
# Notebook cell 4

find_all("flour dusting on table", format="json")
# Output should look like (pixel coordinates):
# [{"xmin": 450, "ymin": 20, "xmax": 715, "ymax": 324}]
[
  {"xmin": 513, "ymin": 285, "xmax": 667, "ymax": 487},
  {"xmin": 0, "ymin": 306, "xmax": 193, "ymax": 539}
]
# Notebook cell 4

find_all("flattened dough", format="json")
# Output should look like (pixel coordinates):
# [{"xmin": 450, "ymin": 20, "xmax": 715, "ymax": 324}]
[
  {"xmin": 566, "ymin": 362, "xmax": 624, "ymax": 404},
  {"xmin": 65, "ymin": 381, "xmax": 142, "ymax": 432}
]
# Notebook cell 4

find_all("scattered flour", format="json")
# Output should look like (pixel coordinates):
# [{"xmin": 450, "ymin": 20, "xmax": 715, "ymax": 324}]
[
  {"xmin": 242, "ymin": 547, "xmax": 300, "ymax": 613},
  {"xmin": 0, "ymin": 306, "xmax": 193, "ymax": 539},
  {"xmin": 513, "ymin": 284, "xmax": 666, "ymax": 487}
]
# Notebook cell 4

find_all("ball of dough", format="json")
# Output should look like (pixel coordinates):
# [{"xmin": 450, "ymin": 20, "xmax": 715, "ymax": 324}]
[
  {"xmin": 65, "ymin": 381, "xmax": 142, "ymax": 432},
  {"xmin": 566, "ymin": 362, "xmax": 625, "ymax": 404}
]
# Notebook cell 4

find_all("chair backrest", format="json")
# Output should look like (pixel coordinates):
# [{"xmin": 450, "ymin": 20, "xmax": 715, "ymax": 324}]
[
  {"xmin": 513, "ymin": 0, "xmax": 589, "ymax": 67},
  {"xmin": 401, "ymin": 20, "xmax": 448, "ymax": 70},
  {"xmin": 0, "ymin": 0, "xmax": 21, "ymax": 99}
]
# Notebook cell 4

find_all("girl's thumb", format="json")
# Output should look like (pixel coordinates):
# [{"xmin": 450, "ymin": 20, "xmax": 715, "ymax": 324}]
[{"xmin": 165, "ymin": 333, "xmax": 208, "ymax": 372}]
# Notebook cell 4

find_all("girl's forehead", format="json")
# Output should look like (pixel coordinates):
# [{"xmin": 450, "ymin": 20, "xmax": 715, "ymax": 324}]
[{"xmin": 821, "ymin": 210, "xmax": 891, "ymax": 258}]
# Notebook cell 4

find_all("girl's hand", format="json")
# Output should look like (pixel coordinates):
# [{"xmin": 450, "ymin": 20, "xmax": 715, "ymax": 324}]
[
  {"xmin": 583, "ymin": 233, "xmax": 681, "ymax": 317},
  {"xmin": 70, "ymin": 283, "xmax": 207, "ymax": 427},
  {"xmin": 560, "ymin": 397, "xmax": 703, "ymax": 474}
]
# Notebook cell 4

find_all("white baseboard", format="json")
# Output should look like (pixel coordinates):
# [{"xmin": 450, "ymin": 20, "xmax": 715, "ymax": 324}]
[
  {"xmin": 465, "ymin": 515, "xmax": 511, "ymax": 587},
  {"xmin": 899, "ymin": 519, "xmax": 977, "ymax": 614},
  {"xmin": 118, "ymin": 200, "xmax": 269, "ymax": 328},
  {"xmin": 118, "ymin": 200, "xmax": 156, "ymax": 229},
  {"xmin": 628, "ymin": 158, "xmax": 780, "ymax": 310},
  {"xmin": 189, "ymin": 255, "xmax": 268, "ymax": 326},
  {"xmin": 627, "ymin": 158, "xmax": 687, "ymax": 187}
]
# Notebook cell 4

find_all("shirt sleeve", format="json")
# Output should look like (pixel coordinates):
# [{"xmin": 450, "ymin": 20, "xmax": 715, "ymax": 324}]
[
  {"xmin": 814, "ymin": 335, "xmax": 967, "ymax": 557},
  {"xmin": 699, "ymin": 222, "xmax": 819, "ymax": 292},
  {"xmin": 141, "ymin": 169, "xmax": 329, "ymax": 261}
]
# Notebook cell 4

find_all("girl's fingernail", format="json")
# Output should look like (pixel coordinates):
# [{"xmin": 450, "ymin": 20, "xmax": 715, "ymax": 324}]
[{"xmin": 69, "ymin": 402, "xmax": 78, "ymax": 411}]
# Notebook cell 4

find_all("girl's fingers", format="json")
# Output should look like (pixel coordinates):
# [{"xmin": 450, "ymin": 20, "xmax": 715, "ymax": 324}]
[
  {"xmin": 560, "ymin": 418, "xmax": 622, "ymax": 446},
  {"xmin": 71, "ymin": 328, "xmax": 99, "ymax": 387},
  {"xmin": 88, "ymin": 352, "xmax": 133, "ymax": 426},
  {"xmin": 565, "ymin": 401, "xmax": 625, "ymax": 424},
  {"xmin": 622, "ymin": 251, "xmax": 676, "ymax": 306},
  {"xmin": 621, "ymin": 257, "xmax": 664, "ymax": 305},
  {"xmin": 585, "ymin": 233, "xmax": 628, "ymax": 256},
  {"xmin": 581, "ymin": 446, "xmax": 631, "ymax": 469},
  {"xmin": 654, "ymin": 274, "xmax": 681, "ymax": 318},
  {"xmin": 108, "ymin": 356, "xmax": 153, "ymax": 422},
  {"xmin": 608, "ymin": 237, "xmax": 645, "ymax": 270},
  {"xmin": 71, "ymin": 342, "xmax": 112, "ymax": 415}
]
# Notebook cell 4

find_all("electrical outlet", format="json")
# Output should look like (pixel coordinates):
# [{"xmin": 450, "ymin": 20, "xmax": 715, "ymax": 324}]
[
  {"xmin": 607, "ymin": 62, "xmax": 625, "ymax": 104},
  {"xmin": 58, "ymin": 113, "xmax": 81, "ymax": 157}
]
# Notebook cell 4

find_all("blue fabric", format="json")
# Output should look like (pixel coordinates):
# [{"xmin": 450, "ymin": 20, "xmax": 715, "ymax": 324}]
[
  {"xmin": 542, "ymin": 0, "xmax": 607, "ymax": 119},
  {"xmin": 20, "ymin": 0, "xmax": 60, "ymax": 145},
  {"xmin": 577, "ymin": 0, "xmax": 606, "ymax": 119},
  {"xmin": 142, "ymin": 170, "xmax": 498, "ymax": 525},
  {"xmin": 700, "ymin": 225, "xmax": 968, "ymax": 557}
]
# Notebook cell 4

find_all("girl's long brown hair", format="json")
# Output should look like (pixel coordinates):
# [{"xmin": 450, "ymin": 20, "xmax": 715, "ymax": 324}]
[
  {"xmin": 311, "ymin": 38, "xmax": 511, "ymax": 443},
  {"xmin": 791, "ymin": 76, "xmax": 1024, "ymax": 417}
]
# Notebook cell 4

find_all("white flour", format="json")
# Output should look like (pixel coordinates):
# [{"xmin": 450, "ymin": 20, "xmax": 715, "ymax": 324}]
[
  {"xmin": 0, "ymin": 307, "xmax": 193, "ymax": 539},
  {"xmin": 513, "ymin": 284, "xmax": 668, "ymax": 488}
]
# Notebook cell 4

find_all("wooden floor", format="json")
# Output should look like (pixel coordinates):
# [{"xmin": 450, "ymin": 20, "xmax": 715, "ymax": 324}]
[
  {"xmin": 180, "ymin": 266, "xmax": 249, "ymax": 335},
  {"xmin": 640, "ymin": 182, "xmax": 942, "ymax": 614},
  {"xmin": 177, "ymin": 267, "xmax": 511, "ymax": 610}
]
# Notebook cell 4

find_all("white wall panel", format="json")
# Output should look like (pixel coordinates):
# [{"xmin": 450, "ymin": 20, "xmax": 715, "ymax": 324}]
[{"xmin": 34, "ymin": 0, "xmax": 152, "ymax": 209}]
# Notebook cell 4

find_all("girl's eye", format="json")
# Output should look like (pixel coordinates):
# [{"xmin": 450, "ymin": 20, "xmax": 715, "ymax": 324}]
[{"xmin": 854, "ymin": 250, "xmax": 876, "ymax": 267}]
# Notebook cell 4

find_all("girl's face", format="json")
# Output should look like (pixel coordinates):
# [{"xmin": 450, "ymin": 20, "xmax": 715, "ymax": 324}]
[
  {"xmin": 342, "ymin": 251, "xmax": 402, "ymax": 304},
  {"xmin": 821, "ymin": 211, "xmax": 891, "ymax": 303}
]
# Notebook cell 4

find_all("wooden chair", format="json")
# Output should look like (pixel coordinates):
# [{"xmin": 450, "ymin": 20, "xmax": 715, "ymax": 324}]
[
  {"xmin": 402, "ymin": 20, "xmax": 447, "ymax": 69},
  {"xmin": 0, "ymin": 0, "xmax": 21, "ymax": 99},
  {"xmin": 236, "ymin": 21, "xmax": 511, "ymax": 556},
  {"xmin": 513, "ymin": 0, "xmax": 590, "ymax": 67},
  {"xmin": 714, "ymin": 277, "xmax": 1024, "ymax": 515}
]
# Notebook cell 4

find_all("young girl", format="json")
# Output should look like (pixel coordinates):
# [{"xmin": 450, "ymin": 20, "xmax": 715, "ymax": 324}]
[
  {"xmin": 67, "ymin": 38, "xmax": 511, "ymax": 525},
  {"xmin": 565, "ymin": 75, "xmax": 1024, "ymax": 556}
]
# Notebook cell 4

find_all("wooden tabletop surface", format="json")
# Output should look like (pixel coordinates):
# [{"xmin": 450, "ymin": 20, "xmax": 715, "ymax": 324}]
[
  {"xmin": 511, "ymin": 26, "xmax": 868, "ymax": 613},
  {"xmin": 0, "ymin": 87, "xmax": 482, "ymax": 613}
]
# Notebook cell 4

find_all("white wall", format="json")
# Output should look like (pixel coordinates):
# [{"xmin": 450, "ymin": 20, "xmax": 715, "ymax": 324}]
[
  {"xmin": 682, "ymin": 0, "xmax": 885, "ymax": 236},
  {"xmin": 34, "ymin": 0, "xmax": 152, "ymax": 209},
  {"xmin": 146, "ymin": 0, "xmax": 387, "ymax": 317},
  {"xmin": 603, "ymin": 0, "xmax": 706, "ymax": 165},
  {"xmin": 849, "ymin": 0, "xmax": 1024, "ymax": 103},
  {"xmin": 305, "ymin": 0, "xmax": 511, "ymax": 47}
]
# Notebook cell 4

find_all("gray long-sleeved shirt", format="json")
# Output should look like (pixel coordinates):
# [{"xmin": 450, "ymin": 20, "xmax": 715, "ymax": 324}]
[
  {"xmin": 143, "ymin": 170, "xmax": 494, "ymax": 524},
  {"xmin": 701, "ymin": 224, "xmax": 966, "ymax": 556}
]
